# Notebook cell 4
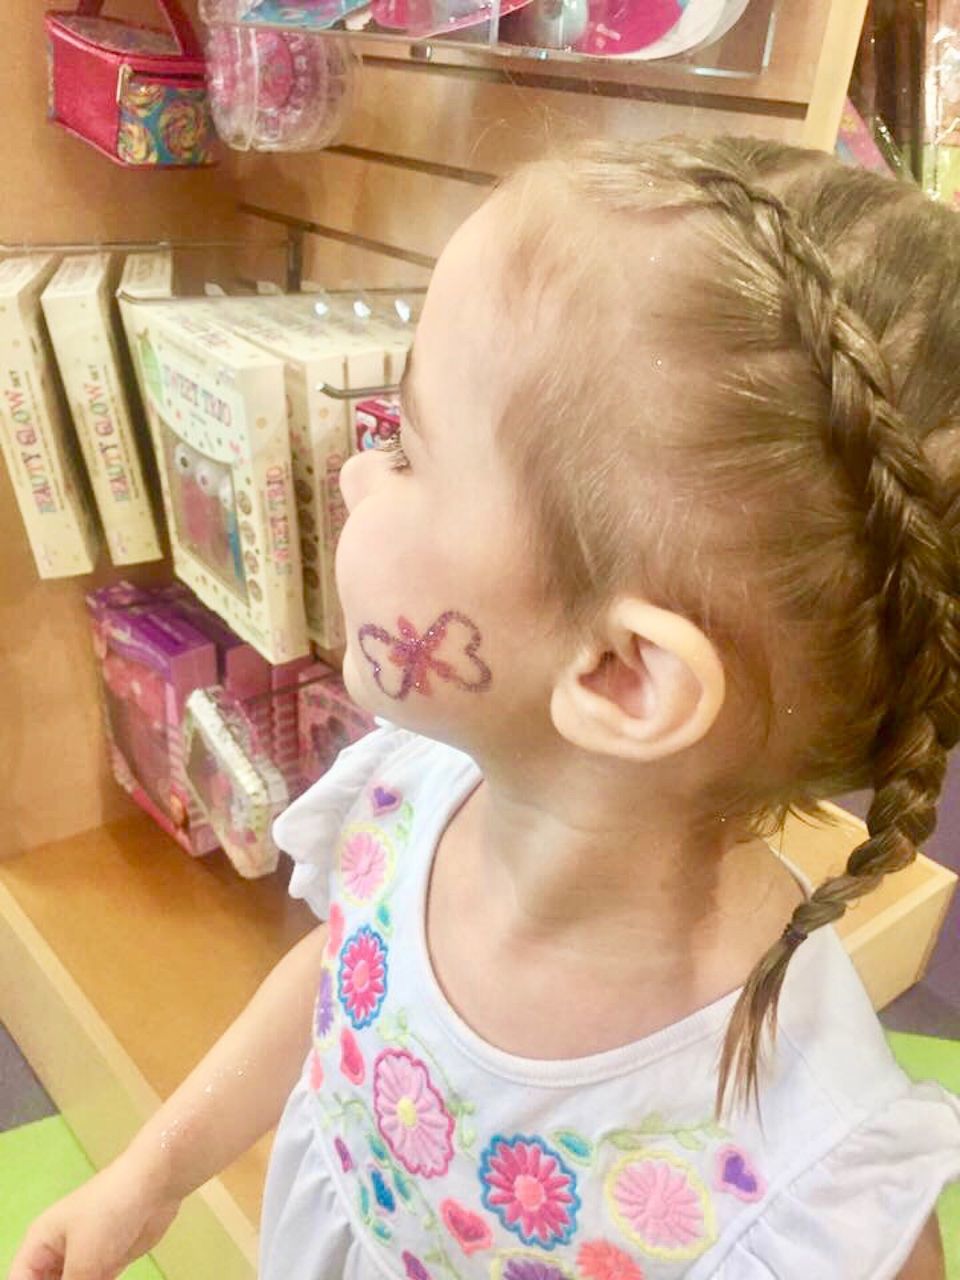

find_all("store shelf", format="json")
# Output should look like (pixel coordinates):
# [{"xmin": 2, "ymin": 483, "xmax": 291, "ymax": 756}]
[
  {"xmin": 240, "ymin": 0, "xmax": 779, "ymax": 95},
  {"xmin": 0, "ymin": 803, "xmax": 953, "ymax": 1276},
  {"xmin": 0, "ymin": 815, "xmax": 314, "ymax": 1280}
]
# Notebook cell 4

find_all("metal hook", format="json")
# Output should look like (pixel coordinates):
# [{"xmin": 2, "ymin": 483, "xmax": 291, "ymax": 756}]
[{"xmin": 317, "ymin": 382, "xmax": 400, "ymax": 400}]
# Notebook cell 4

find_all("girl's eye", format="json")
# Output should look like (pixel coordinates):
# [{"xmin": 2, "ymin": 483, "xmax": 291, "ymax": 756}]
[{"xmin": 379, "ymin": 431, "xmax": 411, "ymax": 473}]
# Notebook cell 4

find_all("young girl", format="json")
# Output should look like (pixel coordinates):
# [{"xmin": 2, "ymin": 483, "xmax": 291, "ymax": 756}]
[{"xmin": 12, "ymin": 136, "xmax": 960, "ymax": 1280}]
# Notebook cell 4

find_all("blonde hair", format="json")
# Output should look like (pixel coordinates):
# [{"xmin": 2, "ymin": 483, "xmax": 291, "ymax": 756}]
[{"xmin": 493, "ymin": 137, "xmax": 960, "ymax": 1116}]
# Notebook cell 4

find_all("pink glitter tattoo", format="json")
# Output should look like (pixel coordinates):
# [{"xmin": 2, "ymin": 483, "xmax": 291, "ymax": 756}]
[{"xmin": 357, "ymin": 611, "xmax": 493, "ymax": 700}]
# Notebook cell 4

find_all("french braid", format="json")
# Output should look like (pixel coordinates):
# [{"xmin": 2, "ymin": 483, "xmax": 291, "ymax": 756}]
[
  {"xmin": 618, "ymin": 144, "xmax": 960, "ymax": 1115},
  {"xmin": 497, "ymin": 138, "xmax": 960, "ymax": 1118}
]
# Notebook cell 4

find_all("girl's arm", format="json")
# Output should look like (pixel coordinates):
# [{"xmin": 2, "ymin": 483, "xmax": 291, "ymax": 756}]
[
  {"xmin": 9, "ymin": 921, "xmax": 327, "ymax": 1280},
  {"xmin": 127, "ymin": 919, "xmax": 328, "ymax": 1200},
  {"xmin": 896, "ymin": 1214, "xmax": 946, "ymax": 1280}
]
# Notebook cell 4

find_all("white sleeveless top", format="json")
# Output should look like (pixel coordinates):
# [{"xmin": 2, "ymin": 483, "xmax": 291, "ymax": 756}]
[{"xmin": 259, "ymin": 725, "xmax": 960, "ymax": 1280}]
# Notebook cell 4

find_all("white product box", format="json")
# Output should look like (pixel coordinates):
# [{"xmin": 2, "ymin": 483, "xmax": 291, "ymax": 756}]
[
  {"xmin": 126, "ymin": 299, "xmax": 309, "ymax": 664},
  {"xmin": 116, "ymin": 251, "xmax": 174, "ymax": 408},
  {"xmin": 0, "ymin": 255, "xmax": 99, "ymax": 578},
  {"xmin": 211, "ymin": 298, "xmax": 410, "ymax": 650},
  {"xmin": 42, "ymin": 253, "xmax": 163, "ymax": 565}
]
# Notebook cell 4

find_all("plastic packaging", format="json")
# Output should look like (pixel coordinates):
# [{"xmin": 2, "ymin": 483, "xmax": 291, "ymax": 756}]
[{"xmin": 205, "ymin": 20, "xmax": 356, "ymax": 151}]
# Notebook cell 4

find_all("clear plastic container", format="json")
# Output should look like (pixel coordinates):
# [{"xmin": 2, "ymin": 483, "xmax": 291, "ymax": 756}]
[
  {"xmin": 204, "ymin": 21, "xmax": 357, "ymax": 151},
  {"xmin": 499, "ymin": 0, "xmax": 751, "ymax": 60}
]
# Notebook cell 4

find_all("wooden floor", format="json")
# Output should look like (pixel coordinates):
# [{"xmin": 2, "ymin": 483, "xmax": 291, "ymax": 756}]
[{"xmin": 0, "ymin": 804, "xmax": 954, "ymax": 1276}]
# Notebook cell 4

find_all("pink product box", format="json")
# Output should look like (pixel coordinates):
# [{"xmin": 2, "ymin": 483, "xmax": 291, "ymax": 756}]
[
  {"xmin": 354, "ymin": 395, "xmax": 400, "ymax": 453},
  {"xmin": 87, "ymin": 585, "xmax": 221, "ymax": 856},
  {"xmin": 298, "ymin": 672, "xmax": 376, "ymax": 785}
]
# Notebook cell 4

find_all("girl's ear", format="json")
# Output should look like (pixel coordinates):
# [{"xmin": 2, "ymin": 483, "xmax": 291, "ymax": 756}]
[{"xmin": 550, "ymin": 598, "xmax": 726, "ymax": 761}]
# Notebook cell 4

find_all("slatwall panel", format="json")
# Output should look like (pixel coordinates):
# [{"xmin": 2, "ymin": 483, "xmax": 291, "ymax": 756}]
[{"xmin": 226, "ymin": 0, "xmax": 866, "ymax": 285}]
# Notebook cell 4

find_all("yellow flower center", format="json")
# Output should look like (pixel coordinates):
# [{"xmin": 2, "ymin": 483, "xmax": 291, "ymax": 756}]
[{"xmin": 396, "ymin": 1096, "xmax": 418, "ymax": 1129}]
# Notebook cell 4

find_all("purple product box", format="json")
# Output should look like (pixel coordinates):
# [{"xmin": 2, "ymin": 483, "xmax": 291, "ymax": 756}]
[{"xmin": 87, "ymin": 585, "xmax": 220, "ymax": 856}]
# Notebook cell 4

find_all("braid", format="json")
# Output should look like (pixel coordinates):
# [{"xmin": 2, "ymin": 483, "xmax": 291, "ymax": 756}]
[
  {"xmin": 503, "ymin": 138, "xmax": 960, "ymax": 1118},
  {"xmin": 660, "ymin": 154, "xmax": 960, "ymax": 1116}
]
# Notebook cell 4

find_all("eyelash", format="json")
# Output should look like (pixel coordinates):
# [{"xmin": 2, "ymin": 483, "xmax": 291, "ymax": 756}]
[{"xmin": 380, "ymin": 431, "xmax": 411, "ymax": 473}]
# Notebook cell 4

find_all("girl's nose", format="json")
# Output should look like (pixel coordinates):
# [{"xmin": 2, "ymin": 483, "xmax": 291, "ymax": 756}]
[{"xmin": 339, "ymin": 447, "xmax": 384, "ymax": 514}]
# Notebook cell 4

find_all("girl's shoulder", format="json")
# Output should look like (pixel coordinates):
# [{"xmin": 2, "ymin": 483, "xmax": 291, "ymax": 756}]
[{"xmin": 272, "ymin": 725, "xmax": 475, "ymax": 918}]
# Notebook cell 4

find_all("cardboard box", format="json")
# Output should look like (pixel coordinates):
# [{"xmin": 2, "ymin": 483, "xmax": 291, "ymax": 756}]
[
  {"xmin": 86, "ymin": 582, "xmax": 220, "ymax": 857},
  {"xmin": 42, "ymin": 254, "xmax": 163, "ymax": 565},
  {"xmin": 125, "ymin": 300, "xmax": 309, "ymax": 664},
  {"xmin": 0, "ymin": 255, "xmax": 99, "ymax": 577},
  {"xmin": 211, "ymin": 298, "xmax": 409, "ymax": 650}
]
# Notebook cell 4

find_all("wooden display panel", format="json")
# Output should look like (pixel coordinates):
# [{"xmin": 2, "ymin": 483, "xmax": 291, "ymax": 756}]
[
  {"xmin": 0, "ymin": 0, "xmax": 238, "ymax": 857},
  {"xmin": 227, "ymin": 0, "xmax": 869, "ymax": 287}
]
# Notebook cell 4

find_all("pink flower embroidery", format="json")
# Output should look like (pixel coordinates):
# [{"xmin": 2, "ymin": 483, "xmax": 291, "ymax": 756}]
[
  {"xmin": 577, "ymin": 1239, "xmax": 646, "ymax": 1279},
  {"xmin": 338, "ymin": 926, "xmax": 388, "ymax": 1028},
  {"xmin": 606, "ymin": 1152, "xmax": 715, "ymax": 1261},
  {"xmin": 340, "ymin": 1027, "xmax": 365, "ymax": 1085},
  {"xmin": 339, "ymin": 827, "xmax": 391, "ymax": 902},
  {"xmin": 440, "ymin": 1198, "xmax": 493, "ymax": 1255},
  {"xmin": 308, "ymin": 1049, "xmax": 324, "ymax": 1092},
  {"xmin": 480, "ymin": 1135, "xmax": 580, "ymax": 1247},
  {"xmin": 373, "ymin": 1049, "xmax": 454, "ymax": 1178},
  {"xmin": 326, "ymin": 901, "xmax": 345, "ymax": 957}
]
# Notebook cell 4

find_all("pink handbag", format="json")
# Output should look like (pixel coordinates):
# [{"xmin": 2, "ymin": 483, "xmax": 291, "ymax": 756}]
[{"xmin": 45, "ymin": 0, "xmax": 218, "ymax": 167}]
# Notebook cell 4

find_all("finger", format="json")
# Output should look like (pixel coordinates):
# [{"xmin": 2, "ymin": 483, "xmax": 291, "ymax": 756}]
[{"xmin": 7, "ymin": 1238, "xmax": 63, "ymax": 1280}]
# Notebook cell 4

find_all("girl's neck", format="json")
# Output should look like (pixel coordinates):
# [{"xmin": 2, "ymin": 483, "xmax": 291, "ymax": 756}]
[
  {"xmin": 456, "ymin": 741, "xmax": 803, "ymax": 974},
  {"xmin": 426, "ymin": 745, "xmax": 806, "ymax": 1059}
]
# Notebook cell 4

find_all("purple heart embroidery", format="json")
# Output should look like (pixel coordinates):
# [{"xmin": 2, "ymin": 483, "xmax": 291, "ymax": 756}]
[
  {"xmin": 715, "ymin": 1145, "xmax": 764, "ymax": 1203},
  {"xmin": 372, "ymin": 784, "xmax": 401, "ymax": 817}
]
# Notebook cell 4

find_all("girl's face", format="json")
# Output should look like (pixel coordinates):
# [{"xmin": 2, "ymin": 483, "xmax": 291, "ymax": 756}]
[{"xmin": 336, "ymin": 203, "xmax": 561, "ymax": 755}]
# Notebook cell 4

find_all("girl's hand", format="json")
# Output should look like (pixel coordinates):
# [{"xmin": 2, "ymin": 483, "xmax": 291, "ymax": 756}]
[{"xmin": 6, "ymin": 1155, "xmax": 181, "ymax": 1280}]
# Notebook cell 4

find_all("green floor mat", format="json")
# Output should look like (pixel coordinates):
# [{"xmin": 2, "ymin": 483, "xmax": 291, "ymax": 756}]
[
  {"xmin": 0, "ymin": 1115, "xmax": 164, "ymax": 1279},
  {"xmin": 888, "ymin": 1031, "xmax": 960, "ymax": 1278}
]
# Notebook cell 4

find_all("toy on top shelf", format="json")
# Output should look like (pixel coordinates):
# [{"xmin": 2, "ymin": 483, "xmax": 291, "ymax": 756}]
[
  {"xmin": 204, "ymin": 20, "xmax": 357, "ymax": 151},
  {"xmin": 125, "ymin": 299, "xmax": 309, "ymax": 664}
]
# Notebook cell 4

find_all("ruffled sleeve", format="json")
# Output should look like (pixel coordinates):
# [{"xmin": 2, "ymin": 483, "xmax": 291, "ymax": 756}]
[
  {"xmin": 273, "ymin": 723, "xmax": 412, "ymax": 919},
  {"xmin": 707, "ymin": 1081, "xmax": 960, "ymax": 1279}
]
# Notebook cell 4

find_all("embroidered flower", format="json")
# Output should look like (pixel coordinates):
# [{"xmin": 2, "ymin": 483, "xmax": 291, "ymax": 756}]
[
  {"xmin": 338, "ymin": 926, "xmax": 388, "ymax": 1028},
  {"xmin": 480, "ymin": 1134, "xmax": 580, "ymax": 1248},
  {"xmin": 334, "ymin": 1136, "xmax": 354, "ymax": 1173},
  {"xmin": 577, "ymin": 1239, "xmax": 646, "ymax": 1279},
  {"xmin": 327, "ymin": 901, "xmax": 345, "ymax": 957},
  {"xmin": 606, "ymin": 1152, "xmax": 716, "ymax": 1262},
  {"xmin": 308, "ymin": 1049, "xmax": 324, "ymax": 1092},
  {"xmin": 338, "ymin": 824, "xmax": 394, "ymax": 903},
  {"xmin": 340, "ymin": 1027, "xmax": 365, "ymax": 1085},
  {"xmin": 313, "ymin": 966, "xmax": 336, "ymax": 1046},
  {"xmin": 491, "ymin": 1254, "xmax": 575, "ymax": 1280},
  {"xmin": 713, "ymin": 1145, "xmax": 765, "ymax": 1203},
  {"xmin": 402, "ymin": 1253, "xmax": 432, "ymax": 1280},
  {"xmin": 440, "ymin": 1198, "xmax": 494, "ymax": 1255},
  {"xmin": 374, "ymin": 1049, "xmax": 454, "ymax": 1178}
]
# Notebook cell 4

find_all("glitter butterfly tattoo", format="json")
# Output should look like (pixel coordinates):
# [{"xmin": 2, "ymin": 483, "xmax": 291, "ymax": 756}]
[{"xmin": 357, "ymin": 611, "xmax": 493, "ymax": 700}]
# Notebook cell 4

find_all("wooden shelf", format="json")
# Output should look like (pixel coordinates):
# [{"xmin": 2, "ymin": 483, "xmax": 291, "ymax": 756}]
[
  {"xmin": 0, "ymin": 815, "xmax": 314, "ymax": 1280},
  {"xmin": 0, "ymin": 803, "xmax": 953, "ymax": 1277}
]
